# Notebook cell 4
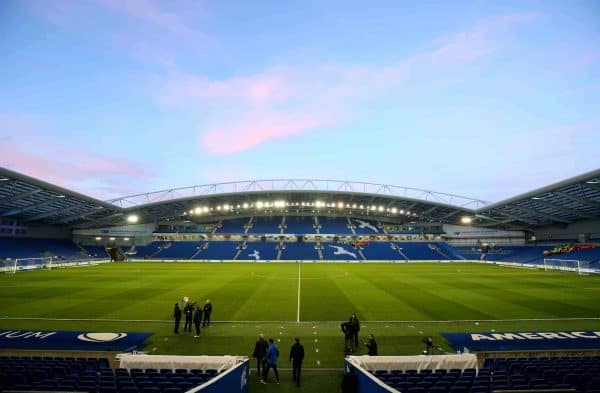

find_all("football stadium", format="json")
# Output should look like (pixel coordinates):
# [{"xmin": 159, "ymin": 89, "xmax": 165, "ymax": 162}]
[
  {"xmin": 1, "ymin": 167, "xmax": 600, "ymax": 393},
  {"xmin": 2, "ymin": 1, "xmax": 600, "ymax": 392}
]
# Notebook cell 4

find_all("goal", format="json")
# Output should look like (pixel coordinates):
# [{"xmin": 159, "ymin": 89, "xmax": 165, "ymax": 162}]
[
  {"xmin": 2, "ymin": 257, "xmax": 54, "ymax": 274},
  {"xmin": 543, "ymin": 258, "xmax": 589, "ymax": 275}
]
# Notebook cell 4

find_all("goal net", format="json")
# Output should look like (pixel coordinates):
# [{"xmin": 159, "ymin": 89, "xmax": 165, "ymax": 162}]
[
  {"xmin": 543, "ymin": 258, "xmax": 590, "ymax": 275},
  {"xmin": 2, "ymin": 257, "xmax": 54, "ymax": 274}
]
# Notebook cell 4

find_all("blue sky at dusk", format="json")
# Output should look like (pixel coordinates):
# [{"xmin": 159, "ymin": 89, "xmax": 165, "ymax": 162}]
[{"xmin": 1, "ymin": 0, "xmax": 599, "ymax": 203}]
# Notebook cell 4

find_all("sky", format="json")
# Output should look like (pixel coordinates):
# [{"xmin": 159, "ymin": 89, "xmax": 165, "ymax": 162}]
[{"xmin": 0, "ymin": 0, "xmax": 599, "ymax": 203}]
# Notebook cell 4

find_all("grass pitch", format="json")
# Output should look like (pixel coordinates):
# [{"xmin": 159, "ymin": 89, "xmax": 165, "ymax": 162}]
[{"xmin": 1, "ymin": 262, "xmax": 600, "ymax": 391}]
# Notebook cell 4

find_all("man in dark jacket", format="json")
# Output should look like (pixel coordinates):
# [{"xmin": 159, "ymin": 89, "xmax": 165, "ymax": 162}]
[
  {"xmin": 366, "ymin": 334, "xmax": 378, "ymax": 356},
  {"xmin": 289, "ymin": 337, "xmax": 305, "ymax": 387},
  {"xmin": 193, "ymin": 305, "xmax": 203, "ymax": 338},
  {"xmin": 202, "ymin": 299, "xmax": 213, "ymax": 327},
  {"xmin": 252, "ymin": 333, "xmax": 268, "ymax": 375},
  {"xmin": 173, "ymin": 303, "xmax": 182, "ymax": 334},
  {"xmin": 183, "ymin": 302, "xmax": 193, "ymax": 333},
  {"xmin": 349, "ymin": 313, "xmax": 360, "ymax": 347}
]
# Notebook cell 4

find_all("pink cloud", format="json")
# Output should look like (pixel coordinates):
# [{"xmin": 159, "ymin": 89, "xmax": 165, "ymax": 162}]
[
  {"xmin": 0, "ymin": 116, "xmax": 155, "ymax": 199},
  {"xmin": 200, "ymin": 112, "xmax": 334, "ymax": 154},
  {"xmin": 155, "ymin": 13, "xmax": 538, "ymax": 154}
]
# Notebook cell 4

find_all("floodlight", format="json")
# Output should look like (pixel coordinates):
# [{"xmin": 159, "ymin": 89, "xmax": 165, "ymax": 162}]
[
  {"xmin": 460, "ymin": 216, "xmax": 473, "ymax": 224},
  {"xmin": 352, "ymin": 204, "xmax": 357, "ymax": 208},
  {"xmin": 223, "ymin": 204, "xmax": 229, "ymax": 210},
  {"xmin": 55, "ymin": 194, "xmax": 65, "ymax": 198},
  {"xmin": 0, "ymin": 178, "xmax": 9, "ymax": 181},
  {"xmin": 243, "ymin": 203, "xmax": 249, "ymax": 209},
  {"xmin": 586, "ymin": 180, "xmax": 599, "ymax": 184},
  {"xmin": 391, "ymin": 207, "xmax": 398, "ymax": 214},
  {"xmin": 378, "ymin": 205, "xmax": 384, "ymax": 212},
  {"xmin": 95, "ymin": 237, "xmax": 102, "ymax": 241},
  {"xmin": 126, "ymin": 214, "xmax": 139, "ymax": 223},
  {"xmin": 216, "ymin": 205, "xmax": 222, "ymax": 211},
  {"xmin": 256, "ymin": 201, "xmax": 264, "ymax": 209},
  {"xmin": 359, "ymin": 204, "xmax": 364, "ymax": 209},
  {"xmin": 109, "ymin": 237, "xmax": 115, "ymax": 241},
  {"xmin": 203, "ymin": 206, "xmax": 209, "ymax": 213},
  {"xmin": 236, "ymin": 204, "xmax": 241, "ymax": 208},
  {"xmin": 400, "ymin": 210, "xmax": 404, "ymax": 214},
  {"xmin": 124, "ymin": 237, "xmax": 130, "ymax": 241},
  {"xmin": 194, "ymin": 207, "xmax": 202, "ymax": 214}
]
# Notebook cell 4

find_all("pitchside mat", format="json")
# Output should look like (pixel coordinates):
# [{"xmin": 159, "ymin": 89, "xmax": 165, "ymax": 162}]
[
  {"xmin": 442, "ymin": 331, "xmax": 600, "ymax": 352},
  {"xmin": 0, "ymin": 330, "xmax": 152, "ymax": 351}
]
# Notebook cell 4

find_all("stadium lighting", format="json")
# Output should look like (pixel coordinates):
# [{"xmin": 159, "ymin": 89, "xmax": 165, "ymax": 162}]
[
  {"xmin": 352, "ymin": 204, "xmax": 357, "ymax": 209},
  {"xmin": 315, "ymin": 200, "xmax": 324, "ymax": 208},
  {"xmin": 586, "ymin": 180, "xmax": 599, "ymax": 184},
  {"xmin": 223, "ymin": 204, "xmax": 230, "ymax": 210},
  {"xmin": 203, "ymin": 207, "xmax": 209, "ymax": 213},
  {"xmin": 194, "ymin": 207, "xmax": 202, "ymax": 215},
  {"xmin": 109, "ymin": 237, "xmax": 115, "ymax": 241},
  {"xmin": 0, "ymin": 178, "xmax": 9, "ymax": 181},
  {"xmin": 123, "ymin": 237, "xmax": 130, "ymax": 241},
  {"xmin": 256, "ymin": 201, "xmax": 264, "ymax": 209},
  {"xmin": 55, "ymin": 194, "xmax": 65, "ymax": 198},
  {"xmin": 236, "ymin": 204, "xmax": 240, "ymax": 208},
  {"xmin": 461, "ymin": 216, "xmax": 473, "ymax": 224},
  {"xmin": 391, "ymin": 207, "xmax": 398, "ymax": 214},
  {"xmin": 95, "ymin": 237, "xmax": 102, "ymax": 241},
  {"xmin": 378, "ymin": 205, "xmax": 384, "ymax": 212},
  {"xmin": 216, "ymin": 205, "xmax": 222, "ymax": 211},
  {"xmin": 243, "ymin": 203, "xmax": 249, "ymax": 209},
  {"xmin": 126, "ymin": 214, "xmax": 139, "ymax": 223},
  {"xmin": 400, "ymin": 210, "xmax": 404, "ymax": 214}
]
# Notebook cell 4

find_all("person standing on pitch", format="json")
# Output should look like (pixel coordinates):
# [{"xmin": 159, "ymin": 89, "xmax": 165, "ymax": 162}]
[
  {"xmin": 173, "ymin": 303, "xmax": 182, "ymax": 334},
  {"xmin": 260, "ymin": 338, "xmax": 280, "ymax": 384},
  {"xmin": 252, "ymin": 333, "xmax": 268, "ymax": 376},
  {"xmin": 193, "ymin": 304, "xmax": 203, "ymax": 338},
  {"xmin": 183, "ymin": 302, "xmax": 193, "ymax": 333},
  {"xmin": 349, "ymin": 313, "xmax": 360, "ymax": 347},
  {"xmin": 366, "ymin": 334, "xmax": 378, "ymax": 356},
  {"xmin": 289, "ymin": 337, "xmax": 305, "ymax": 387},
  {"xmin": 203, "ymin": 299, "xmax": 213, "ymax": 327}
]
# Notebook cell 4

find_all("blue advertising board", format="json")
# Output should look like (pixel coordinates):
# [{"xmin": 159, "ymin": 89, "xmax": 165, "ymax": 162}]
[
  {"xmin": 442, "ymin": 331, "xmax": 600, "ymax": 352},
  {"xmin": 0, "ymin": 330, "xmax": 152, "ymax": 351},
  {"xmin": 196, "ymin": 360, "xmax": 249, "ymax": 393}
]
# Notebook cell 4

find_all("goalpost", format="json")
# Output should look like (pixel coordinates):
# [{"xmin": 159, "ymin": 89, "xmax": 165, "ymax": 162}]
[
  {"xmin": 2, "ymin": 257, "xmax": 54, "ymax": 274},
  {"xmin": 543, "ymin": 258, "xmax": 590, "ymax": 275}
]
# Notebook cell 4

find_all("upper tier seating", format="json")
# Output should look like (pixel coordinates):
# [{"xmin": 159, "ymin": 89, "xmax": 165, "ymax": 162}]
[
  {"xmin": 350, "ymin": 218, "xmax": 381, "ymax": 235},
  {"xmin": 321, "ymin": 242, "xmax": 361, "ymax": 260},
  {"xmin": 318, "ymin": 217, "xmax": 352, "ymax": 234},
  {"xmin": 279, "ymin": 242, "xmax": 319, "ymax": 260},
  {"xmin": 83, "ymin": 245, "xmax": 108, "ymax": 258},
  {"xmin": 374, "ymin": 356, "xmax": 600, "ymax": 393},
  {"xmin": 237, "ymin": 242, "xmax": 279, "ymax": 260},
  {"xmin": 0, "ymin": 237, "xmax": 90, "ymax": 260},
  {"xmin": 214, "ymin": 218, "xmax": 248, "ymax": 234},
  {"xmin": 247, "ymin": 216, "xmax": 282, "ymax": 234},
  {"xmin": 0, "ymin": 356, "xmax": 221, "ymax": 393},
  {"xmin": 283, "ymin": 216, "xmax": 315, "ymax": 234}
]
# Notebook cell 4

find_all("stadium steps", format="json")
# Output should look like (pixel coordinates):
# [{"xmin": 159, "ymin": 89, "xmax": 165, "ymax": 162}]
[
  {"xmin": 313, "ymin": 216, "xmax": 321, "ymax": 234},
  {"xmin": 316, "ymin": 242, "xmax": 324, "ymax": 260},
  {"xmin": 279, "ymin": 216, "xmax": 286, "ymax": 234},
  {"xmin": 276, "ymin": 242, "xmax": 283, "ymax": 260},
  {"xmin": 347, "ymin": 217, "xmax": 357, "ymax": 235},
  {"xmin": 379, "ymin": 221, "xmax": 388, "ymax": 235},
  {"xmin": 357, "ymin": 248, "xmax": 367, "ymax": 260},
  {"xmin": 212, "ymin": 221, "xmax": 221, "ymax": 234},
  {"xmin": 233, "ymin": 241, "xmax": 246, "ymax": 260},
  {"xmin": 243, "ymin": 217, "xmax": 253, "ymax": 234},
  {"xmin": 395, "ymin": 245, "xmax": 409, "ymax": 260},
  {"xmin": 190, "ymin": 243, "xmax": 204, "ymax": 259}
]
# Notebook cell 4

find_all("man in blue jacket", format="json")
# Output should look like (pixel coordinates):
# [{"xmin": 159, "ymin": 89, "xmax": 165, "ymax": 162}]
[{"xmin": 260, "ymin": 338, "xmax": 280, "ymax": 384}]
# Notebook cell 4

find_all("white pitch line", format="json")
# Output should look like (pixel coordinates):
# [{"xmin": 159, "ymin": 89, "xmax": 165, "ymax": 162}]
[
  {"xmin": 296, "ymin": 262, "xmax": 301, "ymax": 323},
  {"xmin": 1, "ymin": 317, "xmax": 599, "ymax": 323}
]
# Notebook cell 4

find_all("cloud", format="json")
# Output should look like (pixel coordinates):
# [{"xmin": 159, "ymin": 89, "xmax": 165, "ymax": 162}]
[
  {"xmin": 155, "ymin": 13, "xmax": 537, "ymax": 154},
  {"xmin": 0, "ymin": 114, "xmax": 155, "ymax": 199}
]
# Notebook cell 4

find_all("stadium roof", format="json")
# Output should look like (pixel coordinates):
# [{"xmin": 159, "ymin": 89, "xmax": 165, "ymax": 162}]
[{"xmin": 1, "ymin": 166, "xmax": 598, "ymax": 231}]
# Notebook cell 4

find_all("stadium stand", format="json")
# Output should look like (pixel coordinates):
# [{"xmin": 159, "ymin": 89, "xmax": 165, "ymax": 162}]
[
  {"xmin": 236, "ymin": 242, "xmax": 279, "ymax": 260},
  {"xmin": 0, "ymin": 237, "xmax": 89, "ymax": 260},
  {"xmin": 373, "ymin": 356, "xmax": 600, "ymax": 393},
  {"xmin": 0, "ymin": 356, "xmax": 222, "ymax": 393},
  {"xmin": 200, "ymin": 241, "xmax": 240, "ymax": 260},
  {"xmin": 279, "ymin": 242, "xmax": 320, "ymax": 260},
  {"xmin": 360, "ymin": 242, "xmax": 404, "ymax": 260},
  {"xmin": 214, "ymin": 218, "xmax": 248, "ymax": 234},
  {"xmin": 283, "ymin": 216, "xmax": 315, "ymax": 234},
  {"xmin": 395, "ymin": 242, "xmax": 455, "ymax": 260},
  {"xmin": 83, "ymin": 245, "xmax": 109, "ymax": 258},
  {"xmin": 321, "ymin": 242, "xmax": 362, "ymax": 260},
  {"xmin": 246, "ymin": 216, "xmax": 282, "ymax": 234},
  {"xmin": 319, "ymin": 216, "xmax": 352, "ymax": 234},
  {"xmin": 351, "ymin": 218, "xmax": 382, "ymax": 234}
]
